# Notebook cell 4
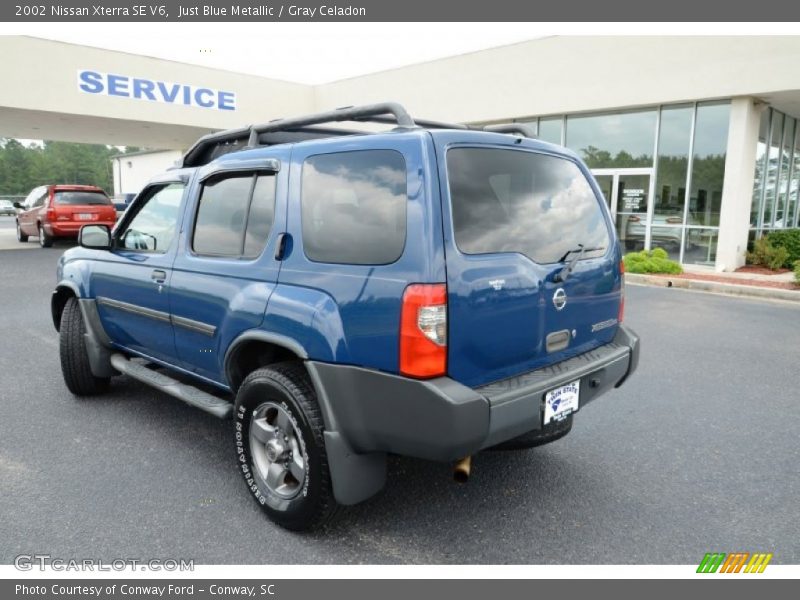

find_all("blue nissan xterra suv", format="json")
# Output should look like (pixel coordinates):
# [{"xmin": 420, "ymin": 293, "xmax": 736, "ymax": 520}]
[{"xmin": 53, "ymin": 103, "xmax": 639, "ymax": 531}]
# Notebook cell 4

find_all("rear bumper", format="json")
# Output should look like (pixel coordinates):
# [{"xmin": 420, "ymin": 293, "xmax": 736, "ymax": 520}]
[
  {"xmin": 44, "ymin": 221, "xmax": 116, "ymax": 237},
  {"xmin": 309, "ymin": 324, "xmax": 639, "ymax": 463}
]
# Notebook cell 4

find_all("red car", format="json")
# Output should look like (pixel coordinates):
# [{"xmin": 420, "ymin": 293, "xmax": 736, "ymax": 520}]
[{"xmin": 15, "ymin": 185, "xmax": 117, "ymax": 248}]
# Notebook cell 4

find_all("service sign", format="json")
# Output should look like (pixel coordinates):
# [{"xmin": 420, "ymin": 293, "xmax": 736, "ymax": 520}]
[{"xmin": 77, "ymin": 69, "xmax": 237, "ymax": 111}]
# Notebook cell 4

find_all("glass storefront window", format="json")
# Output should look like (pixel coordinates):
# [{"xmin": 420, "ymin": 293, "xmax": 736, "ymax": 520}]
[
  {"xmin": 537, "ymin": 117, "xmax": 562, "ymax": 145},
  {"xmin": 775, "ymin": 117, "xmax": 794, "ymax": 227},
  {"xmin": 763, "ymin": 111, "xmax": 783, "ymax": 227},
  {"xmin": 751, "ymin": 109, "xmax": 770, "ymax": 227},
  {"xmin": 790, "ymin": 126, "xmax": 800, "ymax": 228},
  {"xmin": 689, "ymin": 102, "xmax": 730, "ymax": 227},
  {"xmin": 565, "ymin": 109, "xmax": 656, "ymax": 169},
  {"xmin": 654, "ymin": 105, "xmax": 693, "ymax": 222},
  {"xmin": 683, "ymin": 227, "xmax": 719, "ymax": 266}
]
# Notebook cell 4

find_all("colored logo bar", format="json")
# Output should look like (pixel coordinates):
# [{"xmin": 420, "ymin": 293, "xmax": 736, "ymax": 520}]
[{"xmin": 697, "ymin": 552, "xmax": 773, "ymax": 573}]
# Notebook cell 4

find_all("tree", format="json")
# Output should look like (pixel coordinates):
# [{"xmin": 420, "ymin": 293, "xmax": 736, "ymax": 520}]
[{"xmin": 0, "ymin": 139, "xmax": 117, "ymax": 194}]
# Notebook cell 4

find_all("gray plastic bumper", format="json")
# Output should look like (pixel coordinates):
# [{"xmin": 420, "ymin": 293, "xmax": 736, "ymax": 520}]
[{"xmin": 309, "ymin": 324, "xmax": 639, "ymax": 465}]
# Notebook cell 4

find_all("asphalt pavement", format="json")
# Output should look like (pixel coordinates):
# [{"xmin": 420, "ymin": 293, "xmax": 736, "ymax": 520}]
[{"xmin": 1, "ymin": 236, "xmax": 798, "ymax": 564}]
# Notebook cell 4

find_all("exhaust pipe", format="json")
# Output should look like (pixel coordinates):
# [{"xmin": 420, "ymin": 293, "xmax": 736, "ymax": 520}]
[{"xmin": 453, "ymin": 456, "xmax": 472, "ymax": 483}]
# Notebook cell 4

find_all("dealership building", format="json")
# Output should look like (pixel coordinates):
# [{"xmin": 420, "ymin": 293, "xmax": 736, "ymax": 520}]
[{"xmin": 1, "ymin": 35, "xmax": 799, "ymax": 271}]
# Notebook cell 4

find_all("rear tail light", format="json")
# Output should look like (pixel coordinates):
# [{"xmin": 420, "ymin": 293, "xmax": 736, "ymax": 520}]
[
  {"xmin": 618, "ymin": 259, "xmax": 625, "ymax": 323},
  {"xmin": 400, "ymin": 283, "xmax": 447, "ymax": 379}
]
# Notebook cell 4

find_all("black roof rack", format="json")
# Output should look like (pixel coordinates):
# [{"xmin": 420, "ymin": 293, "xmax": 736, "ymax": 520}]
[
  {"xmin": 483, "ymin": 123, "xmax": 538, "ymax": 138},
  {"xmin": 180, "ymin": 102, "xmax": 534, "ymax": 168}
]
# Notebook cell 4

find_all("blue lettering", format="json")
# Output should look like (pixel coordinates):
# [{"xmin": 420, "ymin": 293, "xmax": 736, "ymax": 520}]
[
  {"xmin": 157, "ymin": 82, "xmax": 181, "ymax": 103},
  {"xmin": 132, "ymin": 78, "xmax": 156, "ymax": 101},
  {"xmin": 194, "ymin": 88, "xmax": 214, "ymax": 108},
  {"xmin": 78, "ymin": 70, "xmax": 103, "ymax": 94},
  {"xmin": 77, "ymin": 70, "xmax": 236, "ymax": 111},
  {"xmin": 107, "ymin": 74, "xmax": 129, "ymax": 97},
  {"xmin": 218, "ymin": 91, "xmax": 236, "ymax": 111}
]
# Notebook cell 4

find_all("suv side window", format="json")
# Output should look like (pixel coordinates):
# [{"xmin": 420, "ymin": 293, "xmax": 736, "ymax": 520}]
[
  {"xmin": 119, "ymin": 183, "xmax": 184, "ymax": 253},
  {"xmin": 33, "ymin": 189, "xmax": 48, "ymax": 208},
  {"xmin": 192, "ymin": 172, "xmax": 276, "ymax": 257},
  {"xmin": 301, "ymin": 150, "xmax": 407, "ymax": 265},
  {"xmin": 24, "ymin": 186, "xmax": 46, "ymax": 208}
]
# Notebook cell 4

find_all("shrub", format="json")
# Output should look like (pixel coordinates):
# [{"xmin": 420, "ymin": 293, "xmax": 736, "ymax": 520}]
[
  {"xmin": 650, "ymin": 247, "xmax": 669, "ymax": 260},
  {"xmin": 794, "ymin": 260, "xmax": 800, "ymax": 286},
  {"xmin": 747, "ymin": 237, "xmax": 790, "ymax": 271},
  {"xmin": 764, "ymin": 229, "xmax": 800, "ymax": 268},
  {"xmin": 623, "ymin": 248, "xmax": 683, "ymax": 275}
]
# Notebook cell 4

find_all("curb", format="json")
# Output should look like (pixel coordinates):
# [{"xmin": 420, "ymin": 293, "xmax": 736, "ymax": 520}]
[{"xmin": 625, "ymin": 273, "xmax": 800, "ymax": 303}]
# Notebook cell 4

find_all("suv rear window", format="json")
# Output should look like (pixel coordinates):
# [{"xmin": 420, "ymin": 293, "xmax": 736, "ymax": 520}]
[
  {"xmin": 447, "ymin": 148, "xmax": 610, "ymax": 264},
  {"xmin": 54, "ymin": 191, "xmax": 111, "ymax": 206},
  {"xmin": 301, "ymin": 150, "xmax": 407, "ymax": 265}
]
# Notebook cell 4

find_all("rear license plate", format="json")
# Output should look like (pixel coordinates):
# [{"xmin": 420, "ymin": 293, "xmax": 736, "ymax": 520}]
[
  {"xmin": 543, "ymin": 380, "xmax": 580, "ymax": 425},
  {"xmin": 76, "ymin": 213, "xmax": 94, "ymax": 220}
]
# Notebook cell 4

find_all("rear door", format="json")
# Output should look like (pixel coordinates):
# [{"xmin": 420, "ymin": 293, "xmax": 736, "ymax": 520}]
[{"xmin": 439, "ymin": 143, "xmax": 621, "ymax": 388}]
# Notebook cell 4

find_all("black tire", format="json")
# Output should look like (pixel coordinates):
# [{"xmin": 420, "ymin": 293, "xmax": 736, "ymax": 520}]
[
  {"xmin": 16, "ymin": 221, "xmax": 28, "ymax": 242},
  {"xmin": 489, "ymin": 415, "xmax": 573, "ymax": 451},
  {"xmin": 38, "ymin": 223, "xmax": 53, "ymax": 248},
  {"xmin": 59, "ymin": 297, "xmax": 110, "ymax": 395},
  {"xmin": 234, "ymin": 362, "xmax": 339, "ymax": 531}
]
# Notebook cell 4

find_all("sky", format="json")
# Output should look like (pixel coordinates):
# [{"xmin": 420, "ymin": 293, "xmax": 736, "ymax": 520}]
[
  {"xmin": 5, "ymin": 23, "xmax": 796, "ymax": 85},
  {"xmin": 10, "ymin": 23, "xmax": 545, "ymax": 84}
]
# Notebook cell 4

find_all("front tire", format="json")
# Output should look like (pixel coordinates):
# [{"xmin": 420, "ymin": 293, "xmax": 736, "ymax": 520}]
[
  {"xmin": 16, "ymin": 221, "xmax": 28, "ymax": 242},
  {"xmin": 234, "ymin": 363, "xmax": 338, "ymax": 531},
  {"xmin": 38, "ymin": 223, "xmax": 53, "ymax": 248},
  {"xmin": 59, "ymin": 297, "xmax": 110, "ymax": 395}
]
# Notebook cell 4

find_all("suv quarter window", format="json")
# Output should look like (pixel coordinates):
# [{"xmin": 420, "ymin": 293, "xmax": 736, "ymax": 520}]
[
  {"xmin": 118, "ymin": 182, "xmax": 185, "ymax": 253},
  {"xmin": 192, "ymin": 172, "xmax": 276, "ymax": 258},
  {"xmin": 301, "ymin": 149, "xmax": 407, "ymax": 265}
]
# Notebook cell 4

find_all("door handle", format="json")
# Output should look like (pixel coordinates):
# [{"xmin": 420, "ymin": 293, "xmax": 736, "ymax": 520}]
[
  {"xmin": 151, "ymin": 270, "xmax": 167, "ymax": 283},
  {"xmin": 274, "ymin": 232, "xmax": 290, "ymax": 261}
]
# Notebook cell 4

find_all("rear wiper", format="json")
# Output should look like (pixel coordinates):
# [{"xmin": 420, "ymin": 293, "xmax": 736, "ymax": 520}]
[{"xmin": 554, "ymin": 244, "xmax": 606, "ymax": 282}]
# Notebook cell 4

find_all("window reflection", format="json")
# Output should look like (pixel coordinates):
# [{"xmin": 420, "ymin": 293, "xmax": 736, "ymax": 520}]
[
  {"xmin": 566, "ymin": 110, "xmax": 656, "ymax": 169},
  {"xmin": 654, "ymin": 105, "xmax": 693, "ymax": 227},
  {"xmin": 776, "ymin": 117, "xmax": 795, "ymax": 227},
  {"xmin": 751, "ymin": 109, "xmax": 770, "ymax": 227},
  {"xmin": 537, "ymin": 117, "xmax": 563, "ymax": 145},
  {"xmin": 689, "ymin": 102, "xmax": 730, "ymax": 228},
  {"xmin": 763, "ymin": 111, "xmax": 783, "ymax": 227}
]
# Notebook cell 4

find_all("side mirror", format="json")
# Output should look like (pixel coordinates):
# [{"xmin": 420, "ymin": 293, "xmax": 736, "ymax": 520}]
[
  {"xmin": 79, "ymin": 224, "xmax": 112, "ymax": 250},
  {"xmin": 13, "ymin": 202, "xmax": 23, "ymax": 209}
]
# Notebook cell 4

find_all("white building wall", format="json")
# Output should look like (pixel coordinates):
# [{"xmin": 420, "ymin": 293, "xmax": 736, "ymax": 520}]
[
  {"xmin": 112, "ymin": 150, "xmax": 183, "ymax": 195},
  {"xmin": 315, "ymin": 37, "xmax": 800, "ymax": 123}
]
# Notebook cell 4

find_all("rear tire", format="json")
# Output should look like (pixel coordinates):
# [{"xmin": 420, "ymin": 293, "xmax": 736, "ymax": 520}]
[
  {"xmin": 38, "ymin": 223, "xmax": 53, "ymax": 248},
  {"xmin": 59, "ymin": 297, "xmax": 110, "ymax": 395},
  {"xmin": 234, "ymin": 362, "xmax": 339, "ymax": 531},
  {"xmin": 489, "ymin": 415, "xmax": 573, "ymax": 450},
  {"xmin": 16, "ymin": 221, "xmax": 28, "ymax": 242}
]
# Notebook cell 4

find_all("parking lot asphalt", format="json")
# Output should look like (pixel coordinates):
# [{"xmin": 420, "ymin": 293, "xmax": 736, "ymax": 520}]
[{"xmin": 1, "ymin": 239, "xmax": 799, "ymax": 565}]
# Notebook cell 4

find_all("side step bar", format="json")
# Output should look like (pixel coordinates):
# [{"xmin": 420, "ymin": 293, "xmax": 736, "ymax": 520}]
[{"xmin": 110, "ymin": 353, "xmax": 233, "ymax": 419}]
